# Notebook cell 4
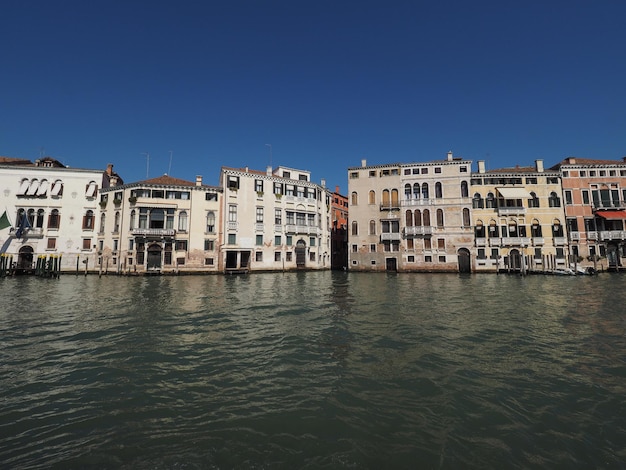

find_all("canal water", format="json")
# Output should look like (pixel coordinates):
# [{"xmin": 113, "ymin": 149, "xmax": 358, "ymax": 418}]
[{"xmin": 1, "ymin": 272, "xmax": 625, "ymax": 469}]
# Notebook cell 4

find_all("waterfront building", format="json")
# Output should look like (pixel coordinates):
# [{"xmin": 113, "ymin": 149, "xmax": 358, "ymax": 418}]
[
  {"xmin": 219, "ymin": 166, "xmax": 331, "ymax": 272},
  {"xmin": 98, "ymin": 174, "xmax": 221, "ymax": 274},
  {"xmin": 347, "ymin": 151, "xmax": 474, "ymax": 272},
  {"xmin": 470, "ymin": 160, "xmax": 568, "ymax": 273},
  {"xmin": 551, "ymin": 156, "xmax": 626, "ymax": 270},
  {"xmin": 330, "ymin": 186, "xmax": 348, "ymax": 270},
  {"xmin": 0, "ymin": 157, "xmax": 121, "ymax": 272}
]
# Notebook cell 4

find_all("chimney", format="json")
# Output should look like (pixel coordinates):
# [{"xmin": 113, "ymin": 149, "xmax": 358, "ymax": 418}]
[
  {"xmin": 535, "ymin": 159, "xmax": 544, "ymax": 173},
  {"xmin": 106, "ymin": 163, "xmax": 113, "ymax": 176},
  {"xmin": 568, "ymin": 157, "xmax": 576, "ymax": 164},
  {"xmin": 361, "ymin": 159, "xmax": 367, "ymax": 167},
  {"xmin": 447, "ymin": 151, "xmax": 453, "ymax": 161},
  {"xmin": 196, "ymin": 175, "xmax": 202, "ymax": 187},
  {"xmin": 335, "ymin": 185, "xmax": 340, "ymax": 193},
  {"xmin": 321, "ymin": 178, "xmax": 326, "ymax": 188},
  {"xmin": 266, "ymin": 166, "xmax": 272, "ymax": 176},
  {"xmin": 477, "ymin": 160, "xmax": 486, "ymax": 174}
]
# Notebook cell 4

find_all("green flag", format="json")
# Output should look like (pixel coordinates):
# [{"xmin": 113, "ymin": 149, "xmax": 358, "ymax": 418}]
[{"xmin": 0, "ymin": 211, "xmax": 11, "ymax": 230}]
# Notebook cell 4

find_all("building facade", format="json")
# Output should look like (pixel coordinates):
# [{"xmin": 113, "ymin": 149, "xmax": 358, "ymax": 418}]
[
  {"xmin": 98, "ymin": 175, "xmax": 222, "ymax": 274},
  {"xmin": 0, "ymin": 157, "xmax": 122, "ymax": 272},
  {"xmin": 219, "ymin": 166, "xmax": 331, "ymax": 272},
  {"xmin": 348, "ymin": 152, "xmax": 474, "ymax": 272},
  {"xmin": 330, "ymin": 186, "xmax": 348, "ymax": 270},
  {"xmin": 471, "ymin": 160, "xmax": 568, "ymax": 273},
  {"xmin": 552, "ymin": 156, "xmax": 626, "ymax": 271}
]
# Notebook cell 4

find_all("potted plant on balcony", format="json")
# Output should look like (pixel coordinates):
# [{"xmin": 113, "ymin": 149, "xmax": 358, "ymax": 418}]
[
  {"xmin": 113, "ymin": 197, "xmax": 123, "ymax": 206},
  {"xmin": 99, "ymin": 200, "xmax": 107, "ymax": 209},
  {"xmin": 128, "ymin": 196, "xmax": 137, "ymax": 205}
]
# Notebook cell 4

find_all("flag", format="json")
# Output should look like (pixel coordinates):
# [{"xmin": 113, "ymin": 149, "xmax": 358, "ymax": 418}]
[
  {"xmin": 15, "ymin": 212, "xmax": 31, "ymax": 239},
  {"xmin": 0, "ymin": 237, "xmax": 11, "ymax": 254},
  {"xmin": 0, "ymin": 211, "xmax": 10, "ymax": 231}
]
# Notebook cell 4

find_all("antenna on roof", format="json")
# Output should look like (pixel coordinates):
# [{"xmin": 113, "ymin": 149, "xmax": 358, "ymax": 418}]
[
  {"xmin": 265, "ymin": 144, "xmax": 272, "ymax": 168},
  {"xmin": 168, "ymin": 150, "xmax": 173, "ymax": 175},
  {"xmin": 141, "ymin": 152, "xmax": 150, "ymax": 179}
]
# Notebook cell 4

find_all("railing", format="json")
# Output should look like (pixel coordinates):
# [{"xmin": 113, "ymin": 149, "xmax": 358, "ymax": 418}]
[
  {"xmin": 380, "ymin": 203, "xmax": 401, "ymax": 211},
  {"xmin": 401, "ymin": 198, "xmax": 436, "ymax": 207},
  {"xmin": 131, "ymin": 228, "xmax": 176, "ymax": 237},
  {"xmin": 404, "ymin": 226, "xmax": 434, "ymax": 236},
  {"xmin": 285, "ymin": 224, "xmax": 319, "ymax": 235},
  {"xmin": 532, "ymin": 237, "xmax": 545, "ymax": 246},
  {"xmin": 599, "ymin": 230, "xmax": 626, "ymax": 240},
  {"xmin": 227, "ymin": 221, "xmax": 238, "ymax": 231},
  {"xmin": 475, "ymin": 237, "xmax": 487, "ymax": 246},
  {"xmin": 587, "ymin": 231, "xmax": 598, "ymax": 240},
  {"xmin": 497, "ymin": 207, "xmax": 526, "ymax": 216},
  {"xmin": 553, "ymin": 237, "xmax": 567, "ymax": 246},
  {"xmin": 593, "ymin": 201, "xmax": 626, "ymax": 210},
  {"xmin": 500, "ymin": 237, "xmax": 531, "ymax": 246},
  {"xmin": 569, "ymin": 232, "xmax": 580, "ymax": 241},
  {"xmin": 380, "ymin": 232, "xmax": 402, "ymax": 241}
]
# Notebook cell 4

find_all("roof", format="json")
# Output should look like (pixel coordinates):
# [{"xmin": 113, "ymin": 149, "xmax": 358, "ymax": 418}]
[
  {"xmin": 0, "ymin": 156, "xmax": 33, "ymax": 165},
  {"xmin": 550, "ymin": 157, "xmax": 626, "ymax": 169},
  {"xmin": 483, "ymin": 166, "xmax": 537, "ymax": 174},
  {"xmin": 135, "ymin": 175, "xmax": 197, "ymax": 187}
]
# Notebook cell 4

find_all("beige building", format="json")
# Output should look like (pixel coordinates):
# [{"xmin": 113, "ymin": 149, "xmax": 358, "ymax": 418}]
[
  {"xmin": 347, "ymin": 151, "xmax": 474, "ymax": 272},
  {"xmin": 98, "ymin": 174, "xmax": 222, "ymax": 274},
  {"xmin": 219, "ymin": 166, "xmax": 331, "ymax": 272},
  {"xmin": 470, "ymin": 160, "xmax": 568, "ymax": 273}
]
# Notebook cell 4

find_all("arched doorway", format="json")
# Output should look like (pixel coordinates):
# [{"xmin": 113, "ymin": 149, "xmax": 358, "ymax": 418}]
[
  {"xmin": 147, "ymin": 243, "xmax": 162, "ymax": 270},
  {"xmin": 295, "ymin": 239, "xmax": 306, "ymax": 268},
  {"xmin": 457, "ymin": 248, "xmax": 471, "ymax": 273},
  {"xmin": 509, "ymin": 249, "xmax": 522, "ymax": 271},
  {"xmin": 17, "ymin": 246, "xmax": 34, "ymax": 270}
]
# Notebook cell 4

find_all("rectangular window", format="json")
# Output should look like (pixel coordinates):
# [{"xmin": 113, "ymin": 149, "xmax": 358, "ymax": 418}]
[
  {"xmin": 274, "ymin": 182, "xmax": 283, "ymax": 195},
  {"xmin": 286, "ymin": 252, "xmax": 292, "ymax": 261},
  {"xmin": 459, "ymin": 166, "xmax": 467, "ymax": 172},
  {"xmin": 435, "ymin": 167, "xmax": 442, "ymax": 173},
  {"xmin": 227, "ymin": 175, "xmax": 240, "ymax": 190},
  {"xmin": 205, "ymin": 192, "xmax": 217, "ymax": 201},
  {"xmin": 534, "ymin": 248, "xmax": 542, "ymax": 259},
  {"xmin": 286, "ymin": 235, "xmax": 293, "ymax": 246},
  {"xmin": 228, "ymin": 234, "xmax": 236, "ymax": 244},
  {"xmin": 275, "ymin": 209, "xmax": 282, "ymax": 225},
  {"xmin": 129, "ymin": 239, "xmax": 134, "ymax": 251},
  {"xmin": 256, "ymin": 207, "xmax": 263, "ymax": 223},
  {"xmin": 438, "ymin": 255, "xmax": 446, "ymax": 262},
  {"xmin": 407, "ymin": 255, "xmax": 415, "ymax": 262},
  {"xmin": 205, "ymin": 258, "xmax": 214, "ymax": 266},
  {"xmin": 176, "ymin": 257, "xmax": 185, "ymax": 265},
  {"xmin": 113, "ymin": 239, "xmax": 118, "ymax": 251},
  {"xmin": 310, "ymin": 252, "xmax": 316, "ymax": 261},
  {"xmin": 421, "ymin": 168, "xmax": 428, "ymax": 174},
  {"xmin": 255, "ymin": 179, "xmax": 263, "ymax": 192},
  {"xmin": 370, "ymin": 244, "xmax": 376, "ymax": 252},
  {"xmin": 204, "ymin": 239, "xmax": 215, "ymax": 250},
  {"xmin": 256, "ymin": 235, "xmax": 263, "ymax": 246},
  {"xmin": 256, "ymin": 251, "xmax": 263, "ymax": 262},
  {"xmin": 564, "ymin": 190, "xmax": 573, "ymax": 205},
  {"xmin": 228, "ymin": 205, "xmax": 237, "ymax": 222},
  {"xmin": 175, "ymin": 240, "xmax": 188, "ymax": 251},
  {"xmin": 490, "ymin": 248, "xmax": 499, "ymax": 260},
  {"xmin": 477, "ymin": 248, "xmax": 486, "ymax": 260},
  {"xmin": 437, "ymin": 238, "xmax": 445, "ymax": 250},
  {"xmin": 582, "ymin": 190, "xmax": 590, "ymax": 205},
  {"xmin": 310, "ymin": 237, "xmax": 316, "ymax": 247},
  {"xmin": 352, "ymin": 244, "xmax": 358, "ymax": 252},
  {"xmin": 274, "ymin": 251, "xmax": 281, "ymax": 262},
  {"xmin": 275, "ymin": 235, "xmax": 281, "ymax": 246},
  {"xmin": 425, "ymin": 255, "xmax": 432, "ymax": 262},
  {"xmin": 82, "ymin": 238, "xmax": 91, "ymax": 250},
  {"xmin": 47, "ymin": 238, "xmax": 56, "ymax": 250}
]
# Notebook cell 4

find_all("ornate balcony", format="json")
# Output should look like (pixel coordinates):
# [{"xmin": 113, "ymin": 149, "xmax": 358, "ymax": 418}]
[
  {"xmin": 131, "ymin": 228, "xmax": 176, "ymax": 237},
  {"xmin": 380, "ymin": 232, "xmax": 402, "ymax": 242},
  {"xmin": 403, "ymin": 226, "xmax": 433, "ymax": 237}
]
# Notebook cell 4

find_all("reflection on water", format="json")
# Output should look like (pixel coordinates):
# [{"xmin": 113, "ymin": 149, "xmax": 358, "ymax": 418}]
[{"xmin": 1, "ymin": 272, "xmax": 625, "ymax": 468}]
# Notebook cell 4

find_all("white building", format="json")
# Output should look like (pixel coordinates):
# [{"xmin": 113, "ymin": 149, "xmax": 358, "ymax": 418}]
[
  {"xmin": 98, "ymin": 174, "xmax": 222, "ymax": 274},
  {"xmin": 219, "ymin": 166, "xmax": 332, "ymax": 272},
  {"xmin": 0, "ymin": 157, "xmax": 121, "ymax": 272}
]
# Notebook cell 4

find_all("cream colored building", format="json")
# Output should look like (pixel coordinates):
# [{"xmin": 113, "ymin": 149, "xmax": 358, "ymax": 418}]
[
  {"xmin": 348, "ymin": 151, "xmax": 474, "ymax": 272},
  {"xmin": 219, "ymin": 166, "xmax": 331, "ymax": 272},
  {"xmin": 470, "ymin": 160, "xmax": 568, "ymax": 273},
  {"xmin": 98, "ymin": 174, "xmax": 222, "ymax": 274},
  {"xmin": 0, "ymin": 156, "xmax": 120, "ymax": 272}
]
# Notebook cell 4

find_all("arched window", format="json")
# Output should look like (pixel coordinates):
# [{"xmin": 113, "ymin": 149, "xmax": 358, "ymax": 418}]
[
  {"xmin": 404, "ymin": 184, "xmax": 411, "ymax": 199},
  {"xmin": 486, "ymin": 192, "xmax": 495, "ymax": 208},
  {"xmin": 508, "ymin": 220, "xmax": 518, "ymax": 237},
  {"xmin": 489, "ymin": 219, "xmax": 499, "ymax": 237},
  {"xmin": 435, "ymin": 182, "xmax": 443, "ymax": 198},
  {"xmin": 36, "ymin": 209, "xmax": 44, "ymax": 228},
  {"xmin": 27, "ymin": 209, "xmax": 35, "ymax": 226},
  {"xmin": 178, "ymin": 211, "xmax": 188, "ymax": 231},
  {"xmin": 423, "ymin": 209, "xmax": 431, "ymax": 226},
  {"xmin": 48, "ymin": 209, "xmax": 60, "ymax": 229},
  {"xmin": 475, "ymin": 220, "xmax": 485, "ymax": 238},
  {"xmin": 351, "ymin": 220, "xmax": 358, "ymax": 236},
  {"xmin": 405, "ymin": 210, "xmax": 413, "ymax": 226},
  {"xmin": 473, "ymin": 193, "xmax": 484, "ymax": 209},
  {"xmin": 422, "ymin": 183, "xmax": 429, "ymax": 199},
  {"xmin": 436, "ymin": 209, "xmax": 444, "ymax": 227},
  {"xmin": 129, "ymin": 210, "xmax": 136, "ymax": 230},
  {"xmin": 98, "ymin": 212, "xmax": 105, "ymax": 233},
  {"xmin": 414, "ymin": 210, "xmax": 422, "ymax": 226},
  {"xmin": 391, "ymin": 189, "xmax": 399, "ymax": 206},
  {"xmin": 114, "ymin": 212, "xmax": 120, "ymax": 232},
  {"xmin": 382, "ymin": 189, "xmax": 390, "ymax": 205},
  {"xmin": 206, "ymin": 211, "xmax": 216, "ymax": 233},
  {"xmin": 462, "ymin": 208, "xmax": 471, "ymax": 227},
  {"xmin": 83, "ymin": 210, "xmax": 95, "ymax": 230},
  {"xmin": 549, "ymin": 192, "xmax": 561, "ymax": 207},
  {"xmin": 351, "ymin": 191, "xmax": 358, "ymax": 206},
  {"xmin": 368, "ymin": 190, "xmax": 376, "ymax": 205},
  {"xmin": 553, "ymin": 219, "xmax": 563, "ymax": 236},
  {"xmin": 369, "ymin": 220, "xmax": 376, "ymax": 235},
  {"xmin": 413, "ymin": 183, "xmax": 420, "ymax": 199},
  {"xmin": 461, "ymin": 181, "xmax": 469, "ymax": 198},
  {"xmin": 529, "ymin": 192, "xmax": 540, "ymax": 208},
  {"xmin": 531, "ymin": 218, "xmax": 542, "ymax": 237}
]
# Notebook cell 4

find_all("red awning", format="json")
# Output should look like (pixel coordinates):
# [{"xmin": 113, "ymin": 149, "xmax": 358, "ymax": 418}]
[{"xmin": 596, "ymin": 211, "xmax": 626, "ymax": 219}]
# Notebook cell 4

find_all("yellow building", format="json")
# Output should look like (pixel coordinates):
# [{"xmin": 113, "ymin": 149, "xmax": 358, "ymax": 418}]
[{"xmin": 471, "ymin": 160, "xmax": 568, "ymax": 273}]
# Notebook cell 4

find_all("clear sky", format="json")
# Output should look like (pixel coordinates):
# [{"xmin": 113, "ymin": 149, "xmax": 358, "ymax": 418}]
[{"xmin": 3, "ymin": 1, "xmax": 625, "ymax": 193}]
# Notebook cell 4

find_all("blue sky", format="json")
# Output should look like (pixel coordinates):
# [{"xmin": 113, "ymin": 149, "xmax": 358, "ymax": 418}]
[{"xmin": 2, "ymin": 1, "xmax": 625, "ymax": 192}]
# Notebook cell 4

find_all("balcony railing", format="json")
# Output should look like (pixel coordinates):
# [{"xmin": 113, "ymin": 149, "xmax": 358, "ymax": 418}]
[
  {"xmin": 131, "ymin": 228, "xmax": 176, "ymax": 237},
  {"xmin": 380, "ymin": 203, "xmax": 401, "ymax": 211},
  {"xmin": 593, "ymin": 201, "xmax": 626, "ymax": 210},
  {"xmin": 380, "ymin": 232, "xmax": 402, "ymax": 242},
  {"xmin": 569, "ymin": 232, "xmax": 580, "ymax": 241},
  {"xmin": 588, "ymin": 231, "xmax": 598, "ymax": 240},
  {"xmin": 403, "ymin": 226, "xmax": 433, "ymax": 236},
  {"xmin": 497, "ymin": 207, "xmax": 526, "ymax": 216},
  {"xmin": 532, "ymin": 237, "xmax": 545, "ymax": 246},
  {"xmin": 599, "ymin": 230, "xmax": 626, "ymax": 240},
  {"xmin": 500, "ymin": 237, "xmax": 531, "ymax": 246},
  {"xmin": 285, "ymin": 224, "xmax": 319, "ymax": 235},
  {"xmin": 553, "ymin": 237, "xmax": 567, "ymax": 246},
  {"xmin": 401, "ymin": 198, "xmax": 436, "ymax": 207},
  {"xmin": 227, "ymin": 221, "xmax": 238, "ymax": 231},
  {"xmin": 475, "ymin": 237, "xmax": 487, "ymax": 246}
]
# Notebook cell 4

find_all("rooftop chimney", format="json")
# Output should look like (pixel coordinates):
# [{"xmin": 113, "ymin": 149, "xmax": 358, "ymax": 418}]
[
  {"xmin": 535, "ymin": 159, "xmax": 544, "ymax": 173},
  {"xmin": 196, "ymin": 175, "xmax": 202, "ymax": 187},
  {"xmin": 361, "ymin": 159, "xmax": 367, "ymax": 167},
  {"xmin": 477, "ymin": 160, "xmax": 486, "ymax": 174},
  {"xmin": 568, "ymin": 157, "xmax": 576, "ymax": 164},
  {"xmin": 447, "ymin": 151, "xmax": 453, "ymax": 161},
  {"xmin": 335, "ymin": 185, "xmax": 340, "ymax": 193},
  {"xmin": 321, "ymin": 178, "xmax": 326, "ymax": 188},
  {"xmin": 106, "ymin": 163, "xmax": 113, "ymax": 176},
  {"xmin": 266, "ymin": 166, "xmax": 272, "ymax": 176}
]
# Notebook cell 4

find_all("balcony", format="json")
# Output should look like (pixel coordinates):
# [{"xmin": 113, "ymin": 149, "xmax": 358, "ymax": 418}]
[
  {"xmin": 401, "ymin": 198, "xmax": 436, "ymax": 207},
  {"xmin": 227, "ymin": 221, "xmax": 238, "ymax": 231},
  {"xmin": 380, "ymin": 232, "xmax": 402, "ymax": 242},
  {"xmin": 532, "ymin": 237, "xmax": 545, "ymax": 246},
  {"xmin": 475, "ymin": 237, "xmax": 487, "ymax": 246},
  {"xmin": 569, "ymin": 232, "xmax": 580, "ymax": 241},
  {"xmin": 599, "ymin": 230, "xmax": 626, "ymax": 240},
  {"xmin": 404, "ymin": 226, "xmax": 433, "ymax": 237},
  {"xmin": 593, "ymin": 201, "xmax": 626, "ymax": 210},
  {"xmin": 380, "ymin": 203, "xmax": 401, "ymax": 211},
  {"xmin": 497, "ymin": 206, "xmax": 526, "ymax": 216},
  {"xmin": 588, "ymin": 231, "xmax": 598, "ymax": 240},
  {"xmin": 285, "ymin": 224, "xmax": 319, "ymax": 235},
  {"xmin": 131, "ymin": 228, "xmax": 176, "ymax": 237},
  {"xmin": 501, "ymin": 237, "xmax": 531, "ymax": 246},
  {"xmin": 489, "ymin": 237, "xmax": 501, "ymax": 246},
  {"xmin": 553, "ymin": 237, "xmax": 567, "ymax": 246}
]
